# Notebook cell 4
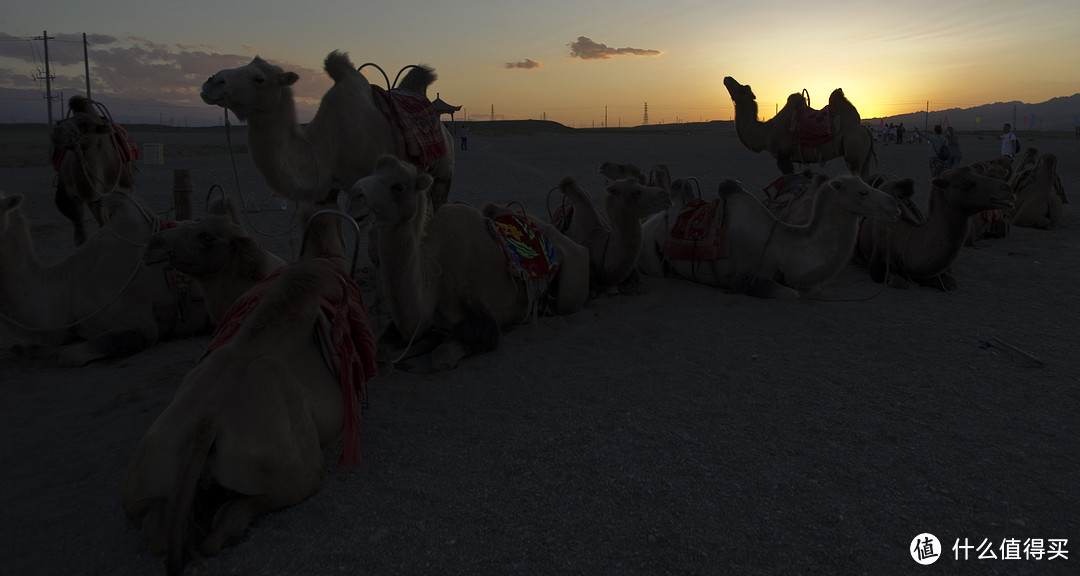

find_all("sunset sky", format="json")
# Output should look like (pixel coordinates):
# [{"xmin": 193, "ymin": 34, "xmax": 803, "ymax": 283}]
[{"xmin": 2, "ymin": 0, "xmax": 1078, "ymax": 127}]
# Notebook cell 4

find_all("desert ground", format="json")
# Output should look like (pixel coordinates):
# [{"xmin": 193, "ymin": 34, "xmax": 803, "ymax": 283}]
[{"xmin": 1, "ymin": 122, "xmax": 1077, "ymax": 575}]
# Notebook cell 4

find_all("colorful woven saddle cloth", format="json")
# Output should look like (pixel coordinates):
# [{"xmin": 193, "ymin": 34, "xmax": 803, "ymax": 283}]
[
  {"xmin": 372, "ymin": 86, "xmax": 447, "ymax": 167},
  {"xmin": 794, "ymin": 105, "xmax": 834, "ymax": 148},
  {"xmin": 662, "ymin": 197, "xmax": 729, "ymax": 261},
  {"xmin": 488, "ymin": 214, "xmax": 560, "ymax": 278}
]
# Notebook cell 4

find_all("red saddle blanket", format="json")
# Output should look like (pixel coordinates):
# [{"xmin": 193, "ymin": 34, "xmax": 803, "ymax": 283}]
[
  {"xmin": 203, "ymin": 258, "xmax": 377, "ymax": 467},
  {"xmin": 795, "ymin": 106, "xmax": 834, "ymax": 148},
  {"xmin": 372, "ymin": 86, "xmax": 447, "ymax": 167},
  {"xmin": 488, "ymin": 214, "xmax": 560, "ymax": 278},
  {"xmin": 662, "ymin": 197, "xmax": 729, "ymax": 261}
]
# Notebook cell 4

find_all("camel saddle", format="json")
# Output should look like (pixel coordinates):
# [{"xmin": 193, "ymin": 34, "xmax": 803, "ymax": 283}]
[
  {"xmin": 203, "ymin": 258, "xmax": 378, "ymax": 467},
  {"xmin": 793, "ymin": 104, "xmax": 835, "ymax": 148},
  {"xmin": 662, "ymin": 197, "xmax": 729, "ymax": 261},
  {"xmin": 761, "ymin": 174, "xmax": 814, "ymax": 217},
  {"xmin": 371, "ymin": 86, "xmax": 447, "ymax": 167},
  {"xmin": 488, "ymin": 214, "xmax": 560, "ymax": 279},
  {"xmin": 51, "ymin": 121, "xmax": 141, "ymax": 171}
]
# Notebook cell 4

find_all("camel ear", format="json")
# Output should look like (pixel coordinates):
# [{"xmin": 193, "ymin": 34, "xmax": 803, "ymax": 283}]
[
  {"xmin": 415, "ymin": 173, "xmax": 434, "ymax": 192},
  {"xmin": 279, "ymin": 72, "xmax": 299, "ymax": 87},
  {"xmin": 375, "ymin": 155, "xmax": 400, "ymax": 171}
]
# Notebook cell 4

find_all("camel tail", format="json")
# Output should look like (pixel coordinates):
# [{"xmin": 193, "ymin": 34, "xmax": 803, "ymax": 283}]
[
  {"xmin": 165, "ymin": 414, "xmax": 217, "ymax": 576},
  {"xmin": 324, "ymin": 50, "xmax": 358, "ymax": 84}
]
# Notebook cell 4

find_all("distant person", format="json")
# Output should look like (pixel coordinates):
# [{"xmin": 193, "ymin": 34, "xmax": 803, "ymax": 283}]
[
  {"xmin": 1000, "ymin": 123, "xmax": 1017, "ymax": 157},
  {"xmin": 896, "ymin": 122, "xmax": 905, "ymax": 144},
  {"xmin": 911, "ymin": 127, "xmax": 922, "ymax": 144},
  {"xmin": 925, "ymin": 124, "xmax": 949, "ymax": 177},
  {"xmin": 460, "ymin": 124, "xmax": 469, "ymax": 151},
  {"xmin": 946, "ymin": 126, "xmax": 962, "ymax": 168}
]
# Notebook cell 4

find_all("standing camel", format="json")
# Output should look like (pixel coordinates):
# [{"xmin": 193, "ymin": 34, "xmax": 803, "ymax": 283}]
[
  {"xmin": 201, "ymin": 50, "xmax": 454, "ymax": 207},
  {"xmin": 723, "ymin": 76, "xmax": 877, "ymax": 181},
  {"xmin": 50, "ymin": 95, "xmax": 138, "ymax": 245}
]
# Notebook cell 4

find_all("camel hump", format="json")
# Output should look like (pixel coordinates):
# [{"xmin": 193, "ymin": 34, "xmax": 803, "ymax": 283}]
[
  {"xmin": 398, "ymin": 65, "xmax": 437, "ymax": 93},
  {"xmin": 324, "ymin": 50, "xmax": 358, "ymax": 83},
  {"xmin": 68, "ymin": 95, "xmax": 97, "ymax": 117}
]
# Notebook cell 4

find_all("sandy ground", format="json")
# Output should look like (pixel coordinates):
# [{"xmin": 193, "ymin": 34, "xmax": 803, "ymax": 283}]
[{"xmin": 1, "ymin": 124, "xmax": 1078, "ymax": 575}]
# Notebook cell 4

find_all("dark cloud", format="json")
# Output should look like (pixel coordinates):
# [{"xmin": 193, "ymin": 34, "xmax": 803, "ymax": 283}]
[
  {"xmin": 505, "ymin": 58, "xmax": 542, "ymax": 70},
  {"xmin": 0, "ymin": 35, "xmax": 328, "ymax": 104},
  {"xmin": 568, "ymin": 36, "xmax": 661, "ymax": 60}
]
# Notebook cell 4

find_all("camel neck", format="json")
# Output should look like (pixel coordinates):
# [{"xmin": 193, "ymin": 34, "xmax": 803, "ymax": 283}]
[
  {"xmin": 773, "ymin": 188, "xmax": 861, "ymax": 288},
  {"xmin": 375, "ymin": 205, "xmax": 433, "ymax": 336},
  {"xmin": 903, "ymin": 187, "xmax": 968, "ymax": 278},
  {"xmin": 732, "ymin": 99, "xmax": 771, "ymax": 152},
  {"xmin": 244, "ymin": 90, "xmax": 326, "ymax": 198},
  {"xmin": 603, "ymin": 202, "xmax": 643, "ymax": 282}
]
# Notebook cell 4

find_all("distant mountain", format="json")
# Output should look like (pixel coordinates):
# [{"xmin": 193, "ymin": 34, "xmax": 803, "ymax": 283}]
[
  {"xmin": 868, "ymin": 93, "xmax": 1080, "ymax": 132},
  {"xmin": 0, "ymin": 87, "xmax": 229, "ymax": 126}
]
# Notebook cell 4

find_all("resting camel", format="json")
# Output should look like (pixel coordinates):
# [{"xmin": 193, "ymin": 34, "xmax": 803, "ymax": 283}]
[
  {"xmin": 50, "ymin": 95, "xmax": 138, "ymax": 245},
  {"xmin": 0, "ymin": 191, "xmax": 208, "ymax": 366},
  {"xmin": 639, "ymin": 175, "xmax": 900, "ymax": 298},
  {"xmin": 144, "ymin": 198, "xmax": 286, "ymax": 323},
  {"xmin": 553, "ymin": 175, "xmax": 669, "ymax": 290},
  {"xmin": 856, "ymin": 168, "xmax": 1014, "ymax": 290},
  {"xmin": 637, "ymin": 178, "xmax": 706, "ymax": 276},
  {"xmin": 202, "ymin": 50, "xmax": 454, "ymax": 207},
  {"xmin": 124, "ymin": 209, "xmax": 377, "ymax": 575},
  {"xmin": 1009, "ymin": 153, "xmax": 1065, "ymax": 229},
  {"xmin": 965, "ymin": 157, "xmax": 1016, "ymax": 244},
  {"xmin": 349, "ymin": 155, "xmax": 589, "ymax": 370},
  {"xmin": 723, "ymin": 76, "xmax": 877, "ymax": 180}
]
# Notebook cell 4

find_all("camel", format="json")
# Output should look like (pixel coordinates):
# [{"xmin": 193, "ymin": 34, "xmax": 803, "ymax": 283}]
[
  {"xmin": 0, "ymin": 190, "xmax": 209, "ymax": 366},
  {"xmin": 636, "ymin": 177, "xmax": 706, "ymax": 277},
  {"xmin": 855, "ymin": 167, "xmax": 1014, "ymax": 290},
  {"xmin": 638, "ymin": 175, "xmax": 900, "ymax": 298},
  {"xmin": 552, "ymin": 175, "xmax": 669, "ymax": 290},
  {"xmin": 201, "ymin": 50, "xmax": 454, "ymax": 208},
  {"xmin": 1009, "ymin": 152, "xmax": 1065, "ymax": 229},
  {"xmin": 723, "ymin": 76, "xmax": 877, "ymax": 180},
  {"xmin": 124, "ymin": 209, "xmax": 377, "ymax": 575},
  {"xmin": 50, "ymin": 95, "xmax": 138, "ymax": 245},
  {"xmin": 348, "ymin": 155, "xmax": 589, "ymax": 370},
  {"xmin": 965, "ymin": 157, "xmax": 1016, "ymax": 244},
  {"xmin": 144, "ymin": 198, "xmax": 286, "ymax": 323}
]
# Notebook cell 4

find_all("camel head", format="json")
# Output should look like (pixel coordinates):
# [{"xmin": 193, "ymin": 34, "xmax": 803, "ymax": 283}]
[
  {"xmin": 144, "ymin": 199, "xmax": 253, "ymax": 277},
  {"xmin": 933, "ymin": 167, "xmax": 1014, "ymax": 215},
  {"xmin": 598, "ymin": 162, "xmax": 647, "ymax": 185},
  {"xmin": 0, "ymin": 192, "xmax": 24, "ymax": 233},
  {"xmin": 723, "ymin": 77, "xmax": 755, "ymax": 103},
  {"xmin": 604, "ymin": 178, "xmax": 671, "ymax": 219},
  {"xmin": 1036, "ymin": 152, "xmax": 1058, "ymax": 175},
  {"xmin": 822, "ymin": 175, "xmax": 900, "ymax": 222},
  {"xmin": 348, "ymin": 155, "xmax": 434, "ymax": 227},
  {"xmin": 201, "ymin": 57, "xmax": 299, "ymax": 121}
]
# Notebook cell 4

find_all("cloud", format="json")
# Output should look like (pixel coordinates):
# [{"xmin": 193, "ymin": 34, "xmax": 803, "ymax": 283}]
[
  {"xmin": 505, "ymin": 58, "xmax": 542, "ymax": 70},
  {"xmin": 567, "ymin": 36, "xmax": 661, "ymax": 60},
  {"xmin": 0, "ymin": 35, "xmax": 329, "ymax": 103}
]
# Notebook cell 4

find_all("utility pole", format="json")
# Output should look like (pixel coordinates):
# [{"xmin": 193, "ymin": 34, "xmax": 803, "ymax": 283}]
[
  {"xmin": 925, "ymin": 100, "xmax": 929, "ymax": 130},
  {"xmin": 490, "ymin": 104, "xmax": 494, "ymax": 122},
  {"xmin": 643, "ymin": 102, "xmax": 649, "ymax": 126},
  {"xmin": 36, "ymin": 30, "xmax": 57, "ymax": 124},
  {"xmin": 83, "ymin": 33, "xmax": 92, "ymax": 100}
]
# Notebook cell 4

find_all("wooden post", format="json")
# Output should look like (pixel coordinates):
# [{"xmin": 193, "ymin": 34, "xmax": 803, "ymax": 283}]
[{"xmin": 172, "ymin": 169, "xmax": 193, "ymax": 221}]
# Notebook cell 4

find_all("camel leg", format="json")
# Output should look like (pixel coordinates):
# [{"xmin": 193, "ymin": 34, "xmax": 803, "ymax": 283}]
[
  {"xmin": 55, "ymin": 182, "xmax": 87, "ymax": 245},
  {"xmin": 139, "ymin": 501, "xmax": 168, "ymax": 555},
  {"xmin": 776, "ymin": 156, "xmax": 795, "ymax": 175},
  {"xmin": 58, "ymin": 328, "xmax": 153, "ymax": 366},
  {"xmin": 732, "ymin": 272, "xmax": 799, "ymax": 299},
  {"xmin": 88, "ymin": 199, "xmax": 106, "ymax": 228},
  {"xmin": 430, "ymin": 303, "xmax": 500, "ymax": 371},
  {"xmin": 201, "ymin": 495, "xmax": 276, "ymax": 557}
]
